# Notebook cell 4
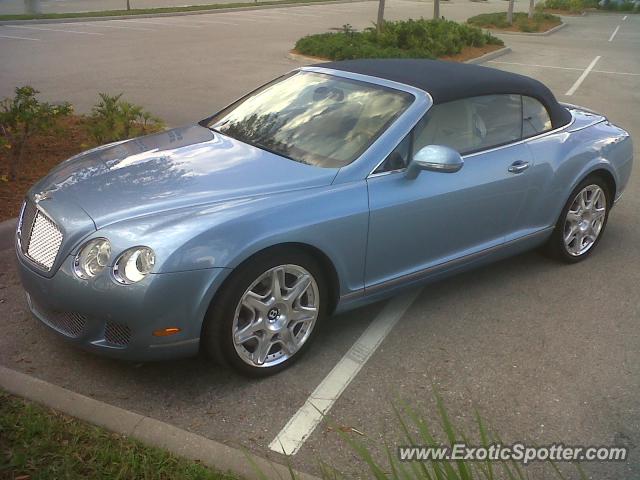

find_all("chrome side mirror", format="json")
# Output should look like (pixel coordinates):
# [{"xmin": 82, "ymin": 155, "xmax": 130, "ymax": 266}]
[{"xmin": 405, "ymin": 145, "xmax": 464, "ymax": 180}]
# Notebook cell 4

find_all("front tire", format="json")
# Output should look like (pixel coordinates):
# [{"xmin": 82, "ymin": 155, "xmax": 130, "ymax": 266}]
[
  {"xmin": 546, "ymin": 175, "xmax": 611, "ymax": 263},
  {"xmin": 202, "ymin": 249, "xmax": 326, "ymax": 377}
]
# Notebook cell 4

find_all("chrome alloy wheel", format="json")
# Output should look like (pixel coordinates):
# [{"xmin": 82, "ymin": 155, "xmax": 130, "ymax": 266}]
[
  {"xmin": 563, "ymin": 184, "xmax": 607, "ymax": 257},
  {"xmin": 232, "ymin": 264, "xmax": 320, "ymax": 368}
]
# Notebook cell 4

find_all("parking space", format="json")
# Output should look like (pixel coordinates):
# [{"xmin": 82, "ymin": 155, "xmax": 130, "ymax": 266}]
[{"xmin": 1, "ymin": 2, "xmax": 639, "ymax": 478}]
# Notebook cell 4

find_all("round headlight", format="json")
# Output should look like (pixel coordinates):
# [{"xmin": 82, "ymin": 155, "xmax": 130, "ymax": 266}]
[
  {"xmin": 74, "ymin": 238, "xmax": 111, "ymax": 279},
  {"xmin": 113, "ymin": 247, "xmax": 155, "ymax": 284}
]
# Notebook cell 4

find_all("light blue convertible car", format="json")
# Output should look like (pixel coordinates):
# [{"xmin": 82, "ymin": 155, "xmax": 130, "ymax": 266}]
[{"xmin": 16, "ymin": 59, "xmax": 633, "ymax": 376}]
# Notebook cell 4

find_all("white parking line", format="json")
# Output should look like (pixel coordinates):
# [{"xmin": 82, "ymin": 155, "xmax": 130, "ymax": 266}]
[
  {"xmin": 488, "ymin": 60, "xmax": 584, "ymax": 71},
  {"xmin": 0, "ymin": 33, "xmax": 41, "ymax": 41},
  {"xmin": 565, "ymin": 56, "xmax": 601, "ymax": 96},
  {"xmin": 608, "ymin": 25, "xmax": 620, "ymax": 42},
  {"xmin": 489, "ymin": 60, "xmax": 639, "ymax": 77},
  {"xmin": 4, "ymin": 25, "xmax": 104, "ymax": 35},
  {"xmin": 622, "ymin": 15, "xmax": 627, "ymax": 20},
  {"xmin": 595, "ymin": 69, "xmax": 640, "ymax": 76},
  {"xmin": 269, "ymin": 289, "xmax": 420, "ymax": 456}
]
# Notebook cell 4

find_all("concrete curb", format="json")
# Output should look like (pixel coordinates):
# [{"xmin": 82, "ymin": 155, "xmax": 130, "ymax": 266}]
[
  {"xmin": 286, "ymin": 50, "xmax": 329, "ymax": 64},
  {"xmin": 0, "ymin": 0, "xmax": 371, "ymax": 25},
  {"xmin": 488, "ymin": 21, "xmax": 567, "ymax": 36},
  {"xmin": 287, "ymin": 46, "xmax": 512, "ymax": 65},
  {"xmin": 0, "ymin": 218, "xmax": 17, "ymax": 252},
  {"xmin": 463, "ymin": 46, "xmax": 511, "ymax": 64},
  {"xmin": 0, "ymin": 366, "xmax": 320, "ymax": 480}
]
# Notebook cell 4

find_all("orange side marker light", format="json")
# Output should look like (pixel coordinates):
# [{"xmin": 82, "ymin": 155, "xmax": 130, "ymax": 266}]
[{"xmin": 153, "ymin": 327, "xmax": 182, "ymax": 337}]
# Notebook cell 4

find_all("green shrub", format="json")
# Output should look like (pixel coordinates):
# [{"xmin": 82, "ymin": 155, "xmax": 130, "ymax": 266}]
[
  {"xmin": 568, "ymin": 0, "xmax": 584, "ymax": 11},
  {"xmin": 295, "ymin": 18, "xmax": 503, "ymax": 61},
  {"xmin": 467, "ymin": 11, "xmax": 561, "ymax": 31},
  {"xmin": 537, "ymin": 0, "xmax": 628, "ymax": 12},
  {"xmin": 599, "ymin": 0, "xmax": 639, "ymax": 10},
  {"xmin": 86, "ymin": 93, "xmax": 165, "ymax": 145},
  {"xmin": 0, "ymin": 86, "xmax": 72, "ymax": 181}
]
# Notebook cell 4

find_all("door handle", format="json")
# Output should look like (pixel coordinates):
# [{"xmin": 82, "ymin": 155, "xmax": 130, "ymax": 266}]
[{"xmin": 508, "ymin": 160, "xmax": 530, "ymax": 174}]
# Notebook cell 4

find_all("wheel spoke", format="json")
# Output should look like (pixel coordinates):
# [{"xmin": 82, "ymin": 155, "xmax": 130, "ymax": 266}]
[
  {"xmin": 564, "ymin": 225, "xmax": 577, "ymax": 244},
  {"xmin": 590, "ymin": 188, "xmax": 601, "ymax": 208},
  {"xmin": 290, "ymin": 305, "xmax": 317, "ymax": 323},
  {"xmin": 242, "ymin": 291, "xmax": 269, "ymax": 314},
  {"xmin": 253, "ymin": 333, "xmax": 274, "ymax": 365},
  {"xmin": 269, "ymin": 267, "xmax": 285, "ymax": 301},
  {"xmin": 579, "ymin": 190, "xmax": 589, "ymax": 210},
  {"xmin": 566, "ymin": 211, "xmax": 581, "ymax": 224},
  {"xmin": 277, "ymin": 328, "xmax": 298, "ymax": 355},
  {"xmin": 284, "ymin": 273, "xmax": 311, "ymax": 304},
  {"xmin": 234, "ymin": 319, "xmax": 263, "ymax": 345},
  {"xmin": 592, "ymin": 208, "xmax": 606, "ymax": 220}
]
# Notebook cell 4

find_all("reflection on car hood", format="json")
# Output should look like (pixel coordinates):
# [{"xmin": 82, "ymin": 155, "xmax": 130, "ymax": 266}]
[{"xmin": 30, "ymin": 125, "xmax": 338, "ymax": 228}]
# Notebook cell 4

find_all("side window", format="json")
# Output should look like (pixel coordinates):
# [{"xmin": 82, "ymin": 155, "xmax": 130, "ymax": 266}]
[
  {"xmin": 412, "ymin": 99, "xmax": 477, "ymax": 155},
  {"xmin": 373, "ymin": 133, "xmax": 411, "ymax": 174},
  {"xmin": 522, "ymin": 96, "xmax": 552, "ymax": 137},
  {"xmin": 413, "ymin": 94, "xmax": 523, "ymax": 156},
  {"xmin": 373, "ymin": 94, "xmax": 530, "ymax": 174}
]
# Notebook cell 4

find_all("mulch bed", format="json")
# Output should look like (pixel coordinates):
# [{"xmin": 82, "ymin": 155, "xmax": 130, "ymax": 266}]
[
  {"xmin": 0, "ymin": 116, "xmax": 92, "ymax": 222},
  {"xmin": 483, "ymin": 18, "xmax": 561, "ymax": 32},
  {"xmin": 440, "ymin": 43, "xmax": 503, "ymax": 62}
]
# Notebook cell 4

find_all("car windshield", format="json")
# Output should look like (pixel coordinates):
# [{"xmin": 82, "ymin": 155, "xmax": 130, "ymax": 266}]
[{"xmin": 204, "ymin": 71, "xmax": 414, "ymax": 168}]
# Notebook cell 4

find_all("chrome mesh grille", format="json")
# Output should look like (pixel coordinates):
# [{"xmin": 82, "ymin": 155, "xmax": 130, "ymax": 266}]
[
  {"xmin": 104, "ymin": 322, "xmax": 132, "ymax": 346},
  {"xmin": 32, "ymin": 301, "xmax": 87, "ymax": 338},
  {"xmin": 19, "ymin": 200, "xmax": 64, "ymax": 271}
]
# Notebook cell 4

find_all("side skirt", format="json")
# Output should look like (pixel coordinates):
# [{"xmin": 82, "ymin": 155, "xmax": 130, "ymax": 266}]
[{"xmin": 334, "ymin": 227, "xmax": 554, "ymax": 313}]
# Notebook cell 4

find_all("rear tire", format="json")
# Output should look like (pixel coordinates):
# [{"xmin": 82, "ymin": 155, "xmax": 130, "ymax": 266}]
[
  {"xmin": 545, "ymin": 175, "xmax": 611, "ymax": 263},
  {"xmin": 202, "ymin": 248, "xmax": 326, "ymax": 377}
]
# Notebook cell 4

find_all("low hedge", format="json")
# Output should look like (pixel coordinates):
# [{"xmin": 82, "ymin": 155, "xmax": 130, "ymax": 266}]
[
  {"xmin": 467, "ymin": 11, "xmax": 562, "ymax": 32},
  {"xmin": 294, "ymin": 19, "xmax": 503, "ymax": 61},
  {"xmin": 537, "ymin": 0, "xmax": 638, "ymax": 12}
]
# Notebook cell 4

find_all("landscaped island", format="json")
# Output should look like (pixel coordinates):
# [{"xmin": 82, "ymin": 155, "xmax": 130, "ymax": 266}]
[
  {"xmin": 294, "ymin": 19, "xmax": 504, "ymax": 62},
  {"xmin": 467, "ymin": 11, "xmax": 562, "ymax": 32}
]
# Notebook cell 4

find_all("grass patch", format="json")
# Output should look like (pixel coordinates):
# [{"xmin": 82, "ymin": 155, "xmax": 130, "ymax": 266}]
[
  {"xmin": 0, "ymin": 391, "xmax": 239, "ymax": 479},
  {"xmin": 467, "ymin": 11, "xmax": 562, "ymax": 32},
  {"xmin": 294, "ymin": 19, "xmax": 503, "ymax": 61},
  {"xmin": 0, "ymin": 0, "xmax": 336, "ymax": 21}
]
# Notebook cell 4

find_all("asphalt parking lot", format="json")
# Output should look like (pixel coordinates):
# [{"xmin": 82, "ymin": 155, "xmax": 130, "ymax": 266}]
[{"xmin": 1, "ymin": 2, "xmax": 639, "ymax": 478}]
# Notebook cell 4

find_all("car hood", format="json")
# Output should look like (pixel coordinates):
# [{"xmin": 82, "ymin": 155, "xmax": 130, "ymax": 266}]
[{"xmin": 31, "ymin": 124, "xmax": 338, "ymax": 228}]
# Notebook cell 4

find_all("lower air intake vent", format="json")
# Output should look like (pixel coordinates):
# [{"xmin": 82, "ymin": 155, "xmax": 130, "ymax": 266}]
[
  {"xmin": 33, "ymin": 301, "xmax": 87, "ymax": 338},
  {"xmin": 105, "ymin": 322, "xmax": 132, "ymax": 346}
]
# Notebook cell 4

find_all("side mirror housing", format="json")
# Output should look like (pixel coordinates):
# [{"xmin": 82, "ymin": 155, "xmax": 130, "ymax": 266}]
[{"xmin": 405, "ymin": 145, "xmax": 464, "ymax": 180}]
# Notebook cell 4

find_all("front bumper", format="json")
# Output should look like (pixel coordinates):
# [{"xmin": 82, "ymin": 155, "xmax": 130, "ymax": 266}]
[{"xmin": 17, "ymin": 250, "xmax": 229, "ymax": 361}]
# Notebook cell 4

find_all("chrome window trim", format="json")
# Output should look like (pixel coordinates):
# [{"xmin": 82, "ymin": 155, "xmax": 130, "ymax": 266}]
[{"xmin": 367, "ymin": 106, "xmax": 578, "ymax": 179}]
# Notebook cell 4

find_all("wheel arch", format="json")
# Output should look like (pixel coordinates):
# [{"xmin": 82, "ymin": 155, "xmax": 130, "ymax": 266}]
[
  {"xmin": 587, "ymin": 168, "xmax": 617, "ymax": 202},
  {"xmin": 200, "ymin": 242, "xmax": 341, "ymax": 336}
]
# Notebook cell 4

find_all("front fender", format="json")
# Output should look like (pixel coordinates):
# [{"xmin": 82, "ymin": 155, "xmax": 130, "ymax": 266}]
[{"xmin": 98, "ymin": 181, "xmax": 369, "ymax": 298}]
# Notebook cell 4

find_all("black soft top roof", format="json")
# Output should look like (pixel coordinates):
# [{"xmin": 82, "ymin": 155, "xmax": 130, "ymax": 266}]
[{"xmin": 316, "ymin": 59, "xmax": 571, "ymax": 128}]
